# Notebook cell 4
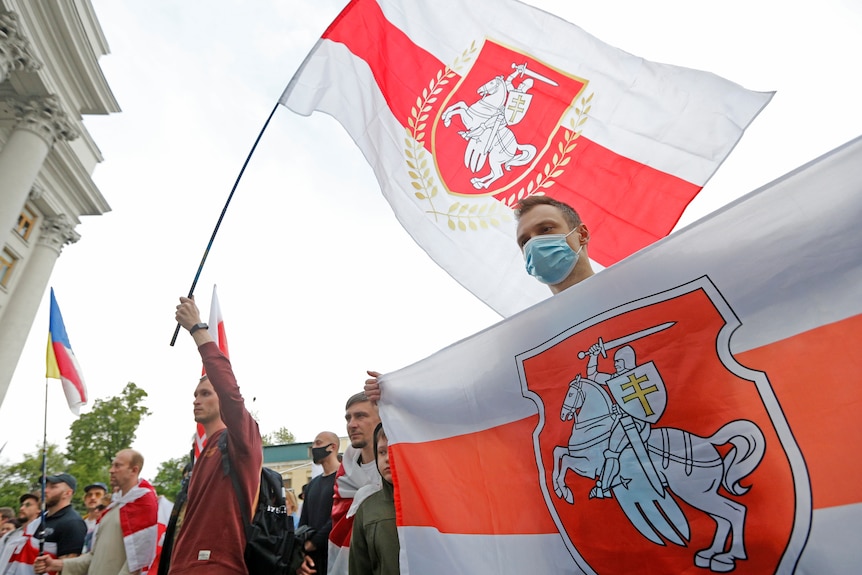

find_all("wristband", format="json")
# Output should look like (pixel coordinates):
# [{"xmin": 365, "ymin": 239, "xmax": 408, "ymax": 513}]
[{"xmin": 189, "ymin": 322, "xmax": 209, "ymax": 335}]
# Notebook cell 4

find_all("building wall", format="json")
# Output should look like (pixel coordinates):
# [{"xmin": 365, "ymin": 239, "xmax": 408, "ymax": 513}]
[
  {"xmin": 0, "ymin": 0, "xmax": 117, "ymax": 407},
  {"xmin": 264, "ymin": 437, "xmax": 350, "ymax": 500}
]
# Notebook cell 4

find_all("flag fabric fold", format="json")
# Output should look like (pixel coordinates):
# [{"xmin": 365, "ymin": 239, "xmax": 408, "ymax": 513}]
[
  {"xmin": 109, "ymin": 478, "xmax": 160, "ymax": 572},
  {"xmin": 46, "ymin": 288, "xmax": 87, "ymax": 415},
  {"xmin": 281, "ymin": 0, "xmax": 772, "ymax": 317},
  {"xmin": 379, "ymin": 136, "xmax": 862, "ymax": 574},
  {"xmin": 143, "ymin": 495, "xmax": 174, "ymax": 575}
]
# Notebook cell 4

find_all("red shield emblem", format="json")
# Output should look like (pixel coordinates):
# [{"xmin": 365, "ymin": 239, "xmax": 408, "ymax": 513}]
[
  {"xmin": 431, "ymin": 40, "xmax": 587, "ymax": 197},
  {"xmin": 517, "ymin": 278, "xmax": 809, "ymax": 574}
]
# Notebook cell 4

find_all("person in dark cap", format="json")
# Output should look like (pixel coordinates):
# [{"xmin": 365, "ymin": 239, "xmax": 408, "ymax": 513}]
[
  {"xmin": 6, "ymin": 473, "xmax": 86, "ymax": 572},
  {"xmin": 81, "ymin": 482, "xmax": 109, "ymax": 553}
]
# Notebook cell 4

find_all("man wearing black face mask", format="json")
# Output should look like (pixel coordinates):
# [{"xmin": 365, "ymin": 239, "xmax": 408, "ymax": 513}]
[{"xmin": 297, "ymin": 431, "xmax": 341, "ymax": 575}]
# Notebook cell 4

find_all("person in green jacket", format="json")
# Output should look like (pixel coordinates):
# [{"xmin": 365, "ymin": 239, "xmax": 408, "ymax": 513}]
[{"xmin": 348, "ymin": 424, "xmax": 399, "ymax": 575}]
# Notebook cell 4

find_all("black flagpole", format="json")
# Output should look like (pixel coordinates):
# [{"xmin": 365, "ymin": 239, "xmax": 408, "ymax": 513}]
[
  {"xmin": 170, "ymin": 102, "xmax": 280, "ymax": 346},
  {"xmin": 38, "ymin": 377, "xmax": 49, "ymax": 553}
]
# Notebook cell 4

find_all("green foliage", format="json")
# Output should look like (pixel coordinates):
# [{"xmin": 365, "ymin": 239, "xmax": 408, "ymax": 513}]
[
  {"xmin": 0, "ymin": 443, "xmax": 68, "ymax": 509},
  {"xmin": 261, "ymin": 426, "xmax": 296, "ymax": 446},
  {"xmin": 65, "ymin": 382, "xmax": 151, "ymax": 496},
  {"xmin": 152, "ymin": 454, "xmax": 190, "ymax": 500}
]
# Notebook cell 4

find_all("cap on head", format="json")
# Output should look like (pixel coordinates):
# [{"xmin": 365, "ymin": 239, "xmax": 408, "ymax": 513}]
[
  {"xmin": 18, "ymin": 493, "xmax": 38, "ymax": 505},
  {"xmin": 45, "ymin": 473, "xmax": 77, "ymax": 492},
  {"xmin": 84, "ymin": 482, "xmax": 108, "ymax": 493}
]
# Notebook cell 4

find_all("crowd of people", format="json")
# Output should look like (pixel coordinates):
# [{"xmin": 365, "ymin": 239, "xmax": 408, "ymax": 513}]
[
  {"xmin": 0, "ymin": 452, "xmax": 160, "ymax": 575},
  {"xmin": 0, "ymin": 196, "xmax": 590, "ymax": 575}
]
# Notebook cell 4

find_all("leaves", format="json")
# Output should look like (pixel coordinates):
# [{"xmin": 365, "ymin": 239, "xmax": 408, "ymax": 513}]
[
  {"xmin": 261, "ymin": 426, "xmax": 297, "ymax": 446},
  {"xmin": 66, "ymin": 382, "xmax": 151, "ymax": 496}
]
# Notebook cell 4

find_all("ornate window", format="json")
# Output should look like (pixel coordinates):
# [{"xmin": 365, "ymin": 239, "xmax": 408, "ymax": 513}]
[
  {"xmin": 0, "ymin": 248, "xmax": 19, "ymax": 287},
  {"xmin": 16, "ymin": 206, "xmax": 37, "ymax": 241}
]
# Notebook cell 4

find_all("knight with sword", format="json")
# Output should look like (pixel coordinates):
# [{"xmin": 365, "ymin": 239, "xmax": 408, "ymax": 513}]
[
  {"xmin": 581, "ymin": 322, "xmax": 675, "ymax": 499},
  {"xmin": 461, "ymin": 62, "xmax": 557, "ymax": 145}
]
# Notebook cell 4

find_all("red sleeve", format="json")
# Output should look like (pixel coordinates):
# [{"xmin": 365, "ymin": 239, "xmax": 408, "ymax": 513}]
[{"xmin": 199, "ymin": 342, "xmax": 263, "ymax": 514}]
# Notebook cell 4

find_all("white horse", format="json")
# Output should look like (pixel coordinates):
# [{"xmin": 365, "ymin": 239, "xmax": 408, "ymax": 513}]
[
  {"xmin": 552, "ymin": 376, "xmax": 766, "ymax": 573},
  {"xmin": 440, "ymin": 76, "xmax": 536, "ymax": 189}
]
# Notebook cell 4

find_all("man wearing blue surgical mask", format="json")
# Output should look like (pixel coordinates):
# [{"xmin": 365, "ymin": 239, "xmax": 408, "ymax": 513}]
[{"xmin": 514, "ymin": 196, "xmax": 595, "ymax": 293}]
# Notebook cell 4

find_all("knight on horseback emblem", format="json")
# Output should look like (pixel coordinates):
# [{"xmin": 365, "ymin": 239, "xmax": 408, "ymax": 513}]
[
  {"xmin": 441, "ymin": 63, "xmax": 556, "ymax": 190},
  {"xmin": 520, "ymin": 280, "xmax": 808, "ymax": 573},
  {"xmin": 551, "ymin": 322, "xmax": 767, "ymax": 572}
]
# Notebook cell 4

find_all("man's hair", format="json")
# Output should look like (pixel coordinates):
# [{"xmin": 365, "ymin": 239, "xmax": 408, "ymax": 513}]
[
  {"xmin": 0, "ymin": 507, "xmax": 13, "ymax": 521},
  {"xmin": 127, "ymin": 449, "xmax": 144, "ymax": 472},
  {"xmin": 514, "ymin": 196, "xmax": 582, "ymax": 230},
  {"xmin": 345, "ymin": 391, "xmax": 372, "ymax": 410}
]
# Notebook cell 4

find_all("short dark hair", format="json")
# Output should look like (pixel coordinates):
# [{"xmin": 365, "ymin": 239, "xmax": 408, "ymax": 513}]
[
  {"xmin": 514, "ymin": 196, "xmax": 582, "ymax": 230},
  {"xmin": 345, "ymin": 392, "xmax": 371, "ymax": 410}
]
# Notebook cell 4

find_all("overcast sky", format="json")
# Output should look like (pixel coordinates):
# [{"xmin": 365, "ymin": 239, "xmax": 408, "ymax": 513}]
[{"xmin": 1, "ymin": 0, "xmax": 860, "ymax": 477}]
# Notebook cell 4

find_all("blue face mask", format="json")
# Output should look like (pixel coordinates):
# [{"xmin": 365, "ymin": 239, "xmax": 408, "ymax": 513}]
[{"xmin": 523, "ymin": 229, "xmax": 582, "ymax": 285}]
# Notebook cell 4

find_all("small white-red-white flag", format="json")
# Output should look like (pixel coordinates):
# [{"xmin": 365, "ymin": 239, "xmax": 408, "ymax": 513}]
[{"xmin": 194, "ymin": 284, "xmax": 230, "ymax": 459}]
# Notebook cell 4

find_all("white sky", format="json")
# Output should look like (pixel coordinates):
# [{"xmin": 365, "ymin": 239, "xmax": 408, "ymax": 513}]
[{"xmin": 1, "ymin": 0, "xmax": 860, "ymax": 477}]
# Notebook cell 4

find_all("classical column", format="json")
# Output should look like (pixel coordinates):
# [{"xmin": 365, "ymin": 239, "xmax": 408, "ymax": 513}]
[
  {"xmin": 0, "ymin": 215, "xmax": 80, "ymax": 409},
  {"xmin": 0, "ymin": 95, "xmax": 78, "ymax": 236},
  {"xmin": 0, "ymin": 9, "xmax": 42, "ymax": 83}
]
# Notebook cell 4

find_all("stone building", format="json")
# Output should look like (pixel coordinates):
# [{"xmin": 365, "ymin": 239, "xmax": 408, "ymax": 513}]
[{"xmin": 0, "ymin": 0, "xmax": 117, "ymax": 407}]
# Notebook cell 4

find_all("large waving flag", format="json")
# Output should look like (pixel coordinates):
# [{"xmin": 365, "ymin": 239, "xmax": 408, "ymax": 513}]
[
  {"xmin": 46, "ymin": 288, "xmax": 87, "ymax": 415},
  {"xmin": 379, "ymin": 136, "xmax": 862, "ymax": 574},
  {"xmin": 281, "ymin": 0, "xmax": 772, "ymax": 317},
  {"xmin": 194, "ymin": 285, "xmax": 230, "ymax": 459}
]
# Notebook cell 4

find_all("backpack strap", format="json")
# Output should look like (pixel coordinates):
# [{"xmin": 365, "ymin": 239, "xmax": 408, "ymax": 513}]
[{"xmin": 218, "ymin": 431, "xmax": 252, "ymax": 528}]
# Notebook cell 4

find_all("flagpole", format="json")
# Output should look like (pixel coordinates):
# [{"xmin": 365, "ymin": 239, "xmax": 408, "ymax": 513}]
[
  {"xmin": 38, "ymin": 377, "xmax": 49, "ymax": 553},
  {"xmin": 169, "ymin": 102, "xmax": 281, "ymax": 346}
]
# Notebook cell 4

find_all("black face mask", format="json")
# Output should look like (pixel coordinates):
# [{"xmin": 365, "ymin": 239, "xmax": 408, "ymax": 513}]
[{"xmin": 311, "ymin": 445, "xmax": 332, "ymax": 464}]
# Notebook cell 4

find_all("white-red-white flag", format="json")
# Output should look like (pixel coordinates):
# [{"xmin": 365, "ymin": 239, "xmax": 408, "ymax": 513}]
[
  {"xmin": 281, "ymin": 0, "xmax": 772, "ymax": 317},
  {"xmin": 194, "ymin": 285, "xmax": 230, "ymax": 459},
  {"xmin": 379, "ymin": 137, "xmax": 862, "ymax": 574}
]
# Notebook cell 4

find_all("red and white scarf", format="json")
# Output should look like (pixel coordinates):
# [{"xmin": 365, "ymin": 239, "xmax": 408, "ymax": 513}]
[
  {"xmin": 98, "ymin": 479, "xmax": 159, "ymax": 572},
  {"xmin": 327, "ymin": 445, "xmax": 382, "ymax": 575}
]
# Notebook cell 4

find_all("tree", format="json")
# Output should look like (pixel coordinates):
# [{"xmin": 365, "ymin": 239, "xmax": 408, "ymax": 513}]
[
  {"xmin": 152, "ymin": 453, "xmax": 192, "ymax": 500},
  {"xmin": 0, "ymin": 443, "xmax": 68, "ymax": 509},
  {"xmin": 261, "ymin": 426, "xmax": 296, "ymax": 446},
  {"xmin": 65, "ymin": 382, "xmax": 151, "ymax": 494}
]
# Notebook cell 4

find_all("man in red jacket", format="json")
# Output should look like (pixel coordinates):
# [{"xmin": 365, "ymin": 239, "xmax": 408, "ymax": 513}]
[{"xmin": 170, "ymin": 297, "xmax": 262, "ymax": 575}]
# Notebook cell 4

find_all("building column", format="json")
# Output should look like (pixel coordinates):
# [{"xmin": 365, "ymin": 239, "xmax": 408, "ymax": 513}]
[
  {"xmin": 0, "ymin": 95, "xmax": 78, "ymax": 236},
  {"xmin": 0, "ymin": 9, "xmax": 41, "ymax": 83},
  {"xmin": 0, "ymin": 215, "xmax": 80, "ymax": 408}
]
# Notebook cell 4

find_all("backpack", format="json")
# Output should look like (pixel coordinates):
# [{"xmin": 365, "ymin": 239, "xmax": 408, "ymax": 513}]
[{"xmin": 218, "ymin": 432, "xmax": 295, "ymax": 575}]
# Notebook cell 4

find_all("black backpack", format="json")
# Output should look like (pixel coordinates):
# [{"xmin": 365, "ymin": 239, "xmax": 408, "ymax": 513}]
[{"xmin": 219, "ymin": 432, "xmax": 295, "ymax": 575}]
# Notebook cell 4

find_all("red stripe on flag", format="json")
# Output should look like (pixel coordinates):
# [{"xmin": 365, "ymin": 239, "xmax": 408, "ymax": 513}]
[
  {"xmin": 738, "ymin": 313, "xmax": 862, "ymax": 510},
  {"xmin": 392, "ymin": 415, "xmax": 557, "ymax": 535},
  {"xmin": 52, "ymin": 342, "xmax": 86, "ymax": 401},
  {"xmin": 532, "ymin": 137, "xmax": 700, "ymax": 264},
  {"xmin": 324, "ymin": 0, "xmax": 444, "ymax": 137}
]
